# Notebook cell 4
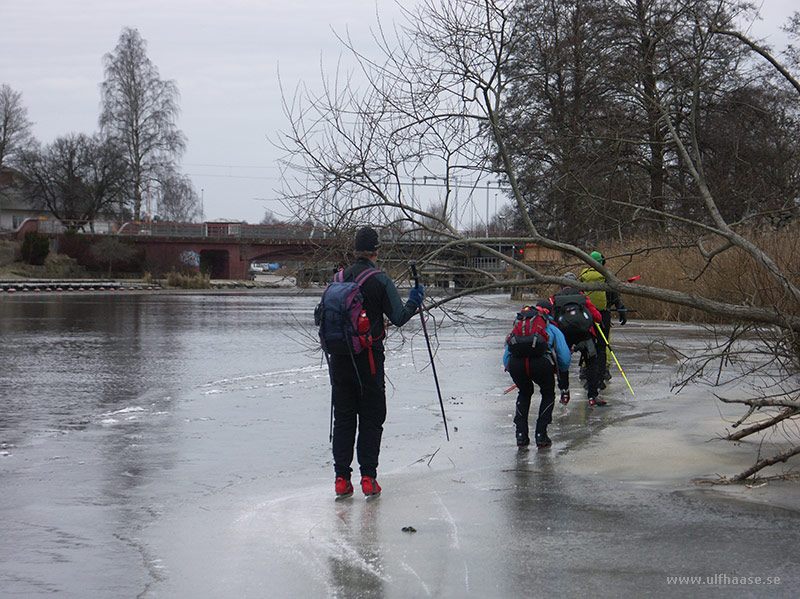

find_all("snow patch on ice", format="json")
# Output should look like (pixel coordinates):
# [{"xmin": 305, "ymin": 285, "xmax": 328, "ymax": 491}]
[{"xmin": 97, "ymin": 405, "xmax": 167, "ymax": 426}]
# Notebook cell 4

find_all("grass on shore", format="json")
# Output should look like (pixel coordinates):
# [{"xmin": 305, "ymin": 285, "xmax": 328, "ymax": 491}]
[
  {"xmin": 165, "ymin": 270, "xmax": 211, "ymax": 289},
  {"xmin": 5, "ymin": 226, "xmax": 799, "ymax": 320},
  {"xmin": 548, "ymin": 225, "xmax": 800, "ymax": 323}
]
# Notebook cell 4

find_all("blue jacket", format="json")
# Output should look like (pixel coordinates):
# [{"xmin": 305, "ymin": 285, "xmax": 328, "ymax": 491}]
[{"xmin": 503, "ymin": 317, "xmax": 572, "ymax": 372}]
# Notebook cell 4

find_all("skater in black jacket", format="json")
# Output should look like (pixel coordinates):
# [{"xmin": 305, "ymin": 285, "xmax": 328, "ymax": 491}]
[{"xmin": 327, "ymin": 227, "xmax": 423, "ymax": 499}]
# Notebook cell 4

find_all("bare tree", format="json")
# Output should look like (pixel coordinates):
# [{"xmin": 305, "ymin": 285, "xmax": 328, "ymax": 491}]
[
  {"xmin": 156, "ymin": 170, "xmax": 201, "ymax": 222},
  {"xmin": 499, "ymin": 0, "xmax": 795, "ymax": 244},
  {"xmin": 100, "ymin": 28, "xmax": 186, "ymax": 220},
  {"xmin": 18, "ymin": 133, "xmax": 129, "ymax": 225},
  {"xmin": 90, "ymin": 236, "xmax": 139, "ymax": 276},
  {"xmin": 278, "ymin": 0, "xmax": 800, "ymax": 480},
  {"xmin": 0, "ymin": 83, "xmax": 34, "ymax": 170},
  {"xmin": 278, "ymin": 0, "xmax": 797, "ymax": 322},
  {"xmin": 260, "ymin": 209, "xmax": 283, "ymax": 225}
]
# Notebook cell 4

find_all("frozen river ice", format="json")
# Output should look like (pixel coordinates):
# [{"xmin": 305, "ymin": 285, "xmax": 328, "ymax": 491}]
[{"xmin": 1, "ymin": 291, "xmax": 798, "ymax": 597}]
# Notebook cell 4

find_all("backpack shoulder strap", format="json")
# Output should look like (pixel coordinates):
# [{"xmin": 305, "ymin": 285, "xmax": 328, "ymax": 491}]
[
  {"xmin": 534, "ymin": 314, "xmax": 549, "ymax": 339},
  {"xmin": 354, "ymin": 267, "xmax": 380, "ymax": 286}
]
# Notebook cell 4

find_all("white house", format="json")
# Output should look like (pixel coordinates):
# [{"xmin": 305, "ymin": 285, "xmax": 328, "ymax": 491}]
[{"xmin": 0, "ymin": 167, "xmax": 50, "ymax": 232}]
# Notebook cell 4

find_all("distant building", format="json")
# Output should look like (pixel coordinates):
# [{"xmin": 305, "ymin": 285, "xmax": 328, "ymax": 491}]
[
  {"xmin": 521, "ymin": 243, "xmax": 566, "ymax": 265},
  {"xmin": 0, "ymin": 167, "xmax": 49, "ymax": 231},
  {"xmin": 204, "ymin": 219, "xmax": 245, "ymax": 238}
]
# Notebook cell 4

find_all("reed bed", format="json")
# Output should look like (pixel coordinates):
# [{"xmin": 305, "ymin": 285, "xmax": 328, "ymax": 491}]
[
  {"xmin": 535, "ymin": 224, "xmax": 800, "ymax": 324},
  {"xmin": 165, "ymin": 270, "xmax": 211, "ymax": 289}
]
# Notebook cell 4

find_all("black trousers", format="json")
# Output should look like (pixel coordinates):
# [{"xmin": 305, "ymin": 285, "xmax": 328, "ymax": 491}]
[
  {"xmin": 561, "ymin": 334, "xmax": 602, "ymax": 398},
  {"xmin": 598, "ymin": 310, "xmax": 611, "ymax": 371},
  {"xmin": 330, "ymin": 350, "xmax": 386, "ymax": 479},
  {"xmin": 507, "ymin": 355, "xmax": 556, "ymax": 439}
]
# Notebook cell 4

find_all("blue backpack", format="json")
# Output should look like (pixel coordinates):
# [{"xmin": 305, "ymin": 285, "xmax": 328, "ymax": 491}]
[{"xmin": 315, "ymin": 268, "xmax": 380, "ymax": 361}]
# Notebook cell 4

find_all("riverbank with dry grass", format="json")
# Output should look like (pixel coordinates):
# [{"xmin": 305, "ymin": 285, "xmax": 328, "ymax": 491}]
[
  {"xmin": 4, "ymin": 226, "xmax": 800, "ymax": 313},
  {"xmin": 0, "ymin": 239, "xmax": 299, "ymax": 291},
  {"xmin": 553, "ymin": 224, "xmax": 800, "ymax": 323}
]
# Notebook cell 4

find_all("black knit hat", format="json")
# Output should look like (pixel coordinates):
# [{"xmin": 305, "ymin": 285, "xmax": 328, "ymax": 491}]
[
  {"xmin": 536, "ymin": 299, "xmax": 553, "ymax": 314},
  {"xmin": 354, "ymin": 226, "xmax": 380, "ymax": 252}
]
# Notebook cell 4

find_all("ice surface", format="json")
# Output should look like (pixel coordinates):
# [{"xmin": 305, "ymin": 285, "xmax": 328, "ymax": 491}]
[{"xmin": 1, "ymin": 293, "xmax": 798, "ymax": 597}]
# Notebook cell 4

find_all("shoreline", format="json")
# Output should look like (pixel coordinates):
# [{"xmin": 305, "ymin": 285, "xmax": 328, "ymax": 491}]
[{"xmin": 0, "ymin": 274, "xmax": 319, "ymax": 294}]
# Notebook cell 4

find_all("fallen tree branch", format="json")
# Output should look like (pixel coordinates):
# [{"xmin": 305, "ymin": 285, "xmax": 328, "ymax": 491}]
[
  {"xmin": 711, "ymin": 27, "xmax": 800, "ymax": 96},
  {"xmin": 717, "ymin": 396, "xmax": 800, "ymax": 410},
  {"xmin": 726, "ymin": 408, "xmax": 800, "ymax": 441},
  {"xmin": 731, "ymin": 445, "xmax": 800, "ymax": 483},
  {"xmin": 730, "ymin": 404, "xmax": 757, "ymax": 429}
]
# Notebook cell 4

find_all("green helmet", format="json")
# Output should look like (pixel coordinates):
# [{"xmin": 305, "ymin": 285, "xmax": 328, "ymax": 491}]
[{"xmin": 590, "ymin": 250, "xmax": 605, "ymax": 265}]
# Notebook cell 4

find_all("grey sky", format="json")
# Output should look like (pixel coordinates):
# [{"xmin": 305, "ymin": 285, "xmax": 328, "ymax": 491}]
[
  {"xmin": 2, "ymin": 0, "xmax": 404, "ymax": 223},
  {"xmin": 1, "ymin": 0, "xmax": 796, "ymax": 224}
]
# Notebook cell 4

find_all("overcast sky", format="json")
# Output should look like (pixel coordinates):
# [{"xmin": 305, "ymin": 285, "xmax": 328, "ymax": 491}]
[{"xmin": 1, "ymin": 0, "xmax": 797, "ymax": 224}]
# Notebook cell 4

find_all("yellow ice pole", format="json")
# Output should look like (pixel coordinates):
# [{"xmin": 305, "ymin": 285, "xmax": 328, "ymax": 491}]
[{"xmin": 595, "ymin": 325, "xmax": 635, "ymax": 396}]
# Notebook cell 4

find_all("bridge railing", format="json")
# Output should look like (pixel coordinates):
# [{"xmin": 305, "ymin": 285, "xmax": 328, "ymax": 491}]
[
  {"xmin": 26, "ymin": 218, "xmax": 523, "ymax": 246},
  {"xmin": 28, "ymin": 219, "xmax": 329, "ymax": 241},
  {"xmin": 35, "ymin": 219, "xmax": 121, "ymax": 235},
  {"xmin": 118, "ymin": 221, "xmax": 326, "ymax": 240}
]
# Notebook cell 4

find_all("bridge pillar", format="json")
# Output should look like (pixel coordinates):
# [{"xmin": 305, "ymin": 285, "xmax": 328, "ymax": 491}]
[{"xmin": 138, "ymin": 240, "xmax": 246, "ymax": 279}]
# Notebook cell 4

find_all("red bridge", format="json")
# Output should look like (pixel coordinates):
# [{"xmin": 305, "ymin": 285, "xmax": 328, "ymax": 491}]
[
  {"xmin": 18, "ymin": 219, "xmax": 329, "ymax": 280},
  {"xmin": 17, "ymin": 218, "xmax": 521, "ymax": 283}
]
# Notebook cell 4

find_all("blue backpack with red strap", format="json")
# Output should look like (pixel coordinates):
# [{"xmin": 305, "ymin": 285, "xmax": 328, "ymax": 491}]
[{"xmin": 315, "ymin": 267, "xmax": 379, "ymax": 358}]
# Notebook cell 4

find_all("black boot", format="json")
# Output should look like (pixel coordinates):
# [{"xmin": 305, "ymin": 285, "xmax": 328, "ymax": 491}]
[
  {"xmin": 535, "ymin": 431, "xmax": 552, "ymax": 449},
  {"xmin": 588, "ymin": 394, "xmax": 607, "ymax": 407}
]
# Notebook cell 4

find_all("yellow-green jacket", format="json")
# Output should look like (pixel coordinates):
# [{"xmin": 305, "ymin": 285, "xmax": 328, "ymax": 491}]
[{"xmin": 579, "ymin": 267, "xmax": 607, "ymax": 310}]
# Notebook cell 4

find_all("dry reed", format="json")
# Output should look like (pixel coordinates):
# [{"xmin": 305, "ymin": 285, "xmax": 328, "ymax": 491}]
[
  {"xmin": 598, "ymin": 224, "xmax": 800, "ymax": 323},
  {"xmin": 166, "ymin": 270, "xmax": 211, "ymax": 289}
]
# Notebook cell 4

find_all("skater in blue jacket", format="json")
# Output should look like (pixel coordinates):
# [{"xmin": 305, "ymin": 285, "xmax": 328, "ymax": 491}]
[{"xmin": 503, "ymin": 300, "xmax": 571, "ymax": 449}]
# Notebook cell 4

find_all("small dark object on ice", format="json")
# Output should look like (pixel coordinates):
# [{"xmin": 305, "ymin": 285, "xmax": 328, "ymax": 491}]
[{"xmin": 402, "ymin": 526, "xmax": 417, "ymax": 533}]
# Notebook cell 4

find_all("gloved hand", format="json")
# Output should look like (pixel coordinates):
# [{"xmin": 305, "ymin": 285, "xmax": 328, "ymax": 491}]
[
  {"xmin": 408, "ymin": 283, "xmax": 425, "ymax": 307},
  {"xmin": 618, "ymin": 309, "xmax": 627, "ymax": 326}
]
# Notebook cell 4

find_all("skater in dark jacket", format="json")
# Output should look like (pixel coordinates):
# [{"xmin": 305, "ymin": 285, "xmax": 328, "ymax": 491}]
[
  {"xmin": 503, "ymin": 300, "xmax": 571, "ymax": 449},
  {"xmin": 579, "ymin": 250, "xmax": 627, "ymax": 381},
  {"xmin": 329, "ymin": 226, "xmax": 423, "ymax": 499},
  {"xmin": 551, "ymin": 273, "xmax": 606, "ymax": 406}
]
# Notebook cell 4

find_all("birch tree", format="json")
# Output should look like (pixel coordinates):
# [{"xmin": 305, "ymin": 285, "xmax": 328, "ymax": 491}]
[
  {"xmin": 100, "ymin": 28, "xmax": 186, "ymax": 220},
  {"xmin": 157, "ymin": 170, "xmax": 201, "ymax": 222},
  {"xmin": 0, "ymin": 83, "xmax": 34, "ymax": 170}
]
